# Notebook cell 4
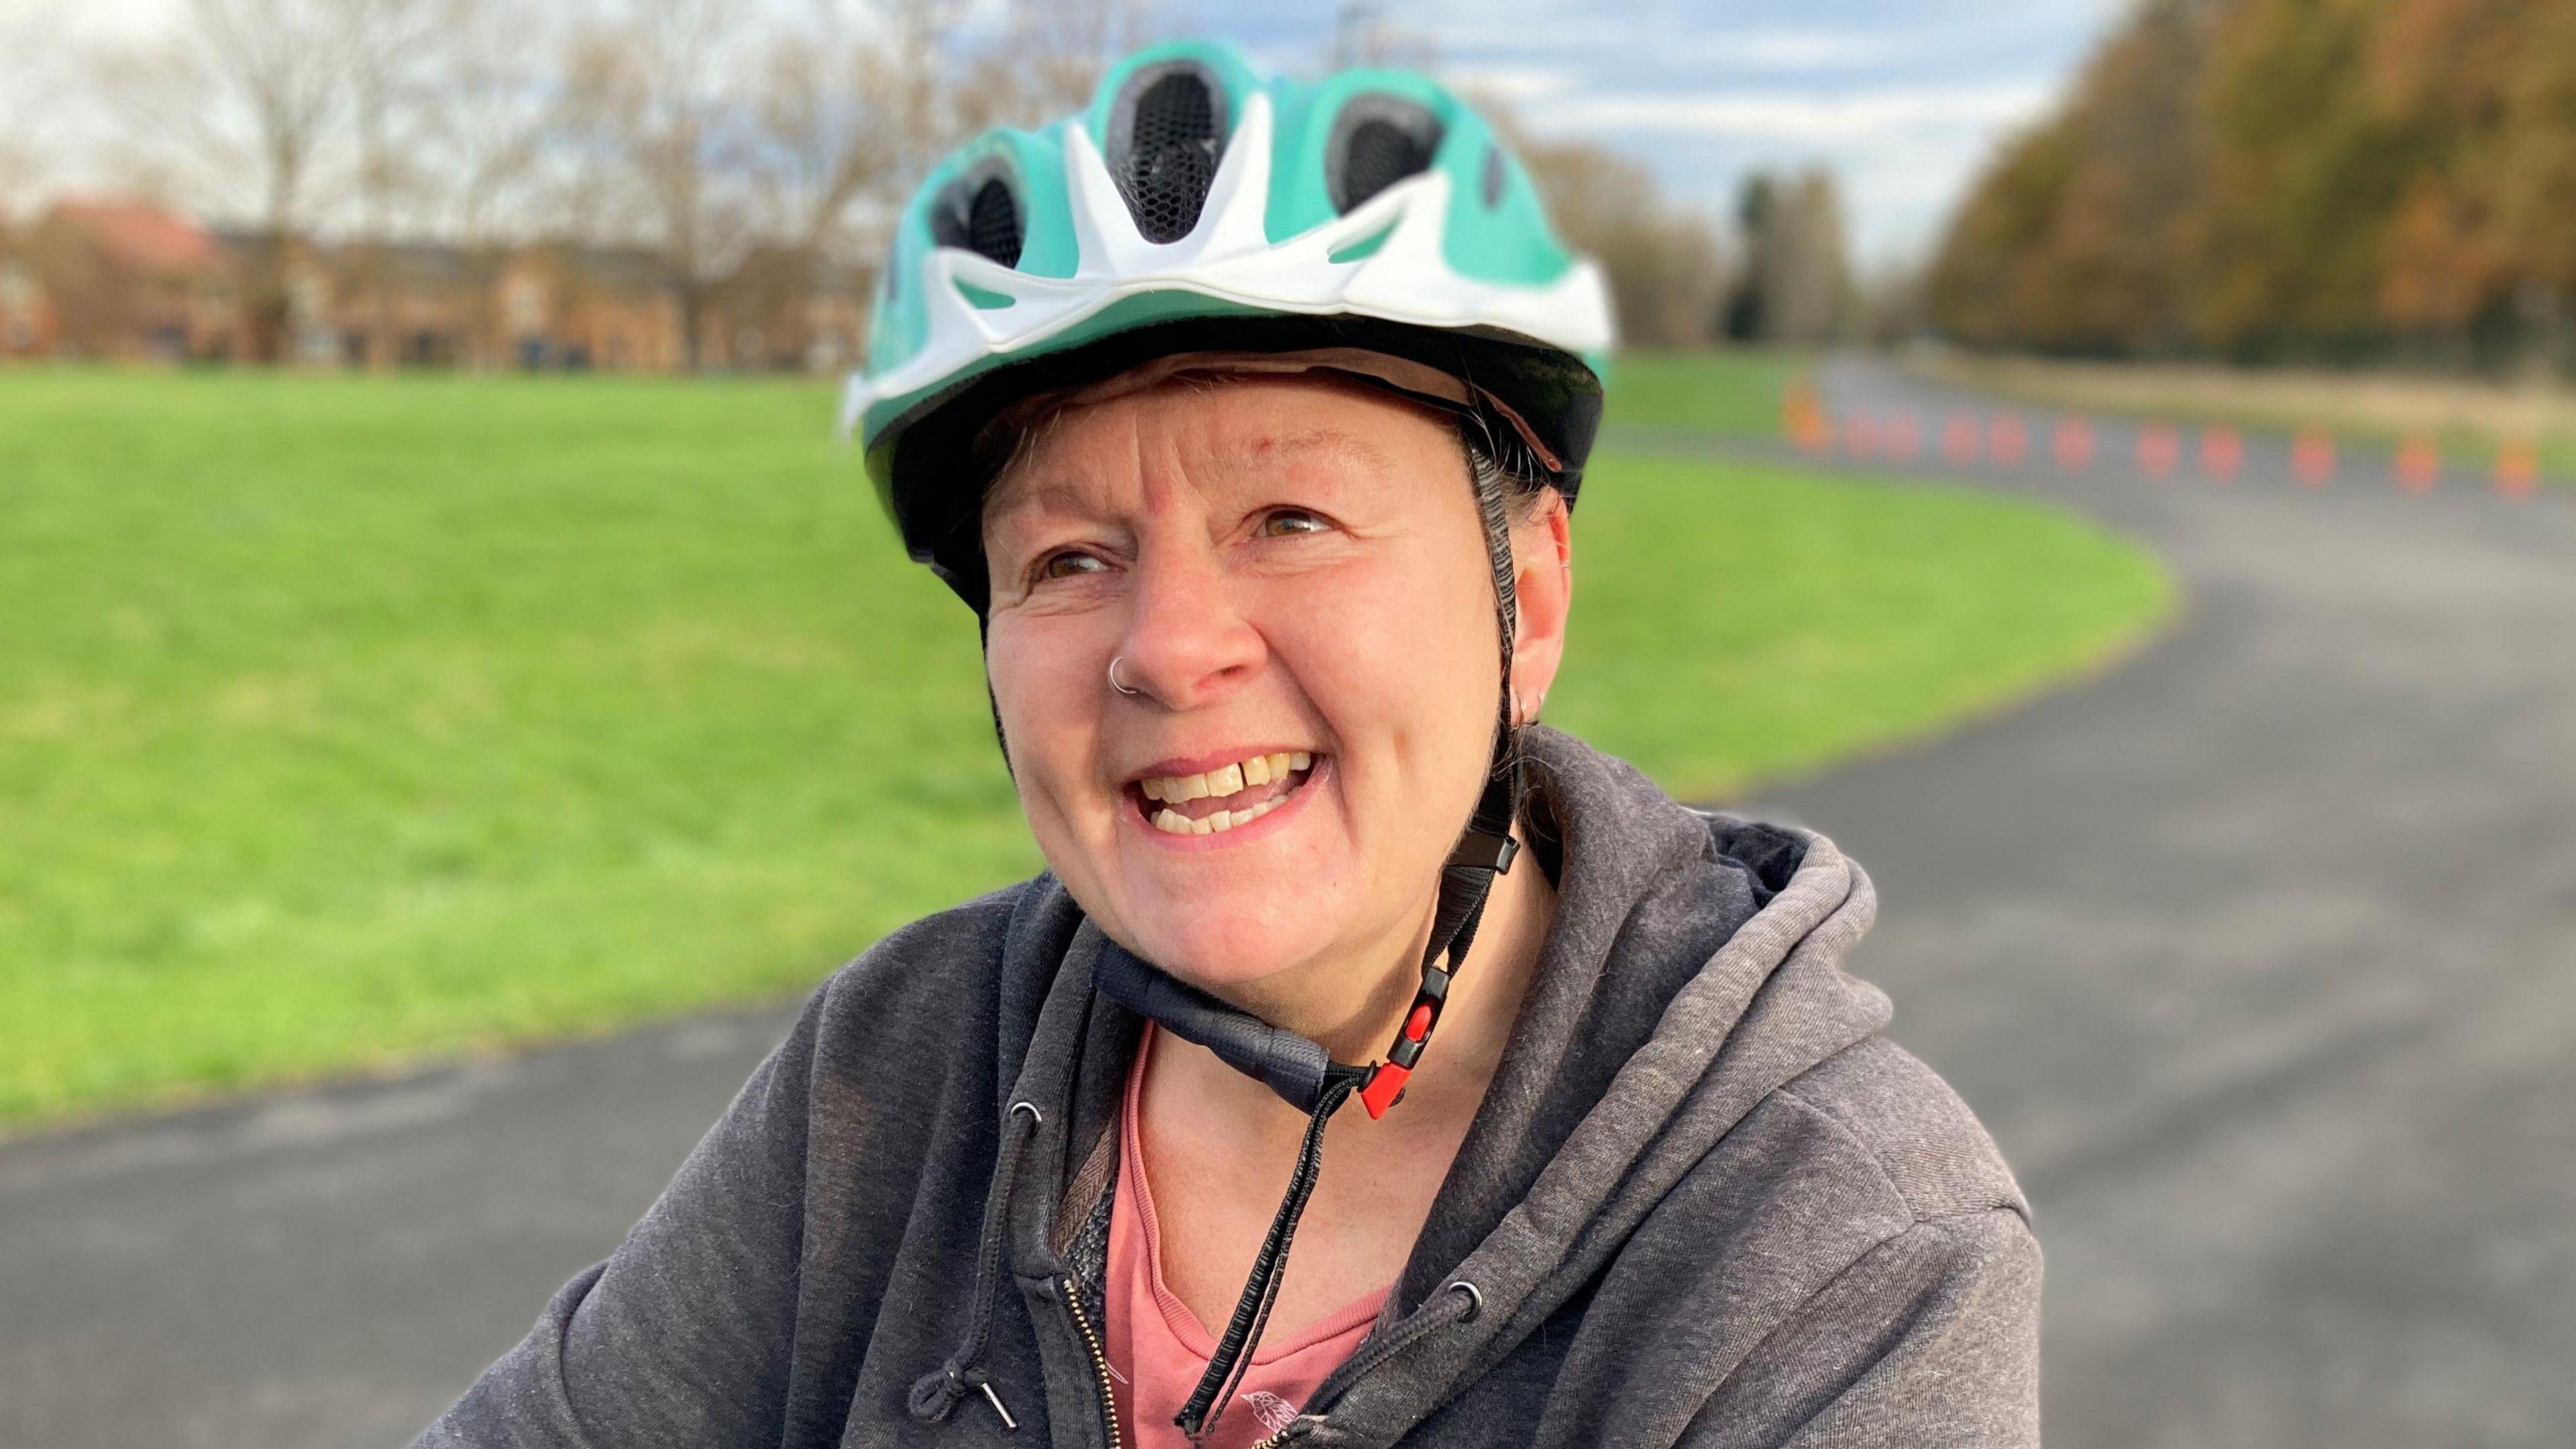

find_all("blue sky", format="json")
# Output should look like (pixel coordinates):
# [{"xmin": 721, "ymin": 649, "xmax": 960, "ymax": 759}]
[{"xmin": 1188, "ymin": 0, "xmax": 2129, "ymax": 266}]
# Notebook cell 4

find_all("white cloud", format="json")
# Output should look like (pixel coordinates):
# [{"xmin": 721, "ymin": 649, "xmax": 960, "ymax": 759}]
[
  {"xmin": 1710, "ymin": 28, "xmax": 1904, "ymax": 72},
  {"xmin": 1532, "ymin": 80, "xmax": 2055, "ymax": 143},
  {"xmin": 1436, "ymin": 62, "xmax": 1580, "ymax": 105},
  {"xmin": 1411, "ymin": 13, "xmax": 1918, "ymax": 74}
]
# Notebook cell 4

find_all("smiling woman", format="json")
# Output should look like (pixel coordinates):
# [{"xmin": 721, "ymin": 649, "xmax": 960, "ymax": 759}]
[{"xmin": 418, "ymin": 38, "xmax": 2039, "ymax": 1449}]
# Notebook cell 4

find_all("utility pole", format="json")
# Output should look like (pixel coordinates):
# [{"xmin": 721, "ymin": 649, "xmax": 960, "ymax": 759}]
[{"xmin": 1331, "ymin": 0, "xmax": 1383, "ymax": 68}]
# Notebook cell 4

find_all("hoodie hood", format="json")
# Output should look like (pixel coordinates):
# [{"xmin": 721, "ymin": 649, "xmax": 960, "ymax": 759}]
[{"xmin": 1303, "ymin": 728, "xmax": 1888, "ymax": 1444}]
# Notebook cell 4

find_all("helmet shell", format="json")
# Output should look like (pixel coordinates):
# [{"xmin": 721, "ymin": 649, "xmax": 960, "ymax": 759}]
[{"xmin": 849, "ymin": 38, "xmax": 1616, "ymax": 602}]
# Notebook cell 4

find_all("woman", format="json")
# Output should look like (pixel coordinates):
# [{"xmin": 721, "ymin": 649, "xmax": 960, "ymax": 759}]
[{"xmin": 419, "ymin": 41, "xmax": 2039, "ymax": 1449}]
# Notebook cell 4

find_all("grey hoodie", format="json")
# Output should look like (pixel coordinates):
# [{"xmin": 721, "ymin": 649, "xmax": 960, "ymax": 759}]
[{"xmin": 414, "ymin": 727, "xmax": 2039, "ymax": 1448}]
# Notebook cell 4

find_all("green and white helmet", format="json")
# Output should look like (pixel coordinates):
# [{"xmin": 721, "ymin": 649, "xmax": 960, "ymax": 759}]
[{"xmin": 846, "ymin": 38, "xmax": 1617, "ymax": 607}]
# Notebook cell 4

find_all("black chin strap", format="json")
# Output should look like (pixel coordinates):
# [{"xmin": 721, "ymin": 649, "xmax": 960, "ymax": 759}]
[{"xmin": 1352, "ymin": 747, "xmax": 1520, "ymax": 1118}]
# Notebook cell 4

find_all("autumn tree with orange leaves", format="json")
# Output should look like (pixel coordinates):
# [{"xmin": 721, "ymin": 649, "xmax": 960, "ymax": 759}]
[{"xmin": 1931, "ymin": 0, "xmax": 2576, "ymax": 374}]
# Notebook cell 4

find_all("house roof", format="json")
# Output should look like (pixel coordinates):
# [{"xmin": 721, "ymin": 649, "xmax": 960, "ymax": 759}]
[
  {"xmin": 558, "ymin": 244, "xmax": 671, "ymax": 291},
  {"xmin": 50, "ymin": 200, "xmax": 222, "ymax": 274},
  {"xmin": 373, "ymin": 241, "xmax": 472, "ymax": 283}
]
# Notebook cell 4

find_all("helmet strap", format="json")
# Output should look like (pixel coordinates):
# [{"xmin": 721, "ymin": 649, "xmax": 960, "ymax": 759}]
[{"xmin": 1159, "ymin": 438, "xmax": 1526, "ymax": 1438}]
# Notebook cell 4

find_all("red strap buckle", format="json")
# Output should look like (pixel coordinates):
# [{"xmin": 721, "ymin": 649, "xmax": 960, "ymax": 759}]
[{"xmin": 1358, "ymin": 1061, "xmax": 1411, "ymax": 1119}]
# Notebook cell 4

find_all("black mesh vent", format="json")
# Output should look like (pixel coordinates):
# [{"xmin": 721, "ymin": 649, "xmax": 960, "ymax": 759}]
[
  {"xmin": 1112, "ymin": 68, "xmax": 1225, "ymax": 244},
  {"xmin": 964, "ymin": 178, "xmax": 1022, "ymax": 265},
  {"xmin": 931, "ymin": 169, "xmax": 1024, "ymax": 268},
  {"xmin": 1329, "ymin": 97, "xmax": 1444, "ymax": 214}
]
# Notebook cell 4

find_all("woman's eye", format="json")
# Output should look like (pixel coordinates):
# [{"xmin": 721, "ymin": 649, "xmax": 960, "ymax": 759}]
[
  {"xmin": 1258, "ymin": 508, "xmax": 1329, "ymax": 537},
  {"xmin": 1034, "ymin": 551, "xmax": 1110, "ymax": 582}
]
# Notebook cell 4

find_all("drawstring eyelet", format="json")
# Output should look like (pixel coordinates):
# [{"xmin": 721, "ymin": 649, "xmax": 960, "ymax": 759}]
[{"xmin": 1447, "ymin": 1280, "xmax": 1484, "ymax": 1322}]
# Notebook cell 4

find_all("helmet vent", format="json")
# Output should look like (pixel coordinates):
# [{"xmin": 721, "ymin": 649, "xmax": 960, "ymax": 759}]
[
  {"xmin": 1330, "ymin": 95, "xmax": 1443, "ymax": 213},
  {"xmin": 964, "ymin": 178, "xmax": 1023, "ymax": 265},
  {"xmin": 1108, "ymin": 63, "xmax": 1228, "ymax": 244},
  {"xmin": 930, "ymin": 165, "xmax": 1025, "ymax": 268}
]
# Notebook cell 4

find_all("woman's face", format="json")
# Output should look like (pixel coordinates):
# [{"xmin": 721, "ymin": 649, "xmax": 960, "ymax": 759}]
[{"xmin": 980, "ymin": 373, "xmax": 1568, "ymax": 998}]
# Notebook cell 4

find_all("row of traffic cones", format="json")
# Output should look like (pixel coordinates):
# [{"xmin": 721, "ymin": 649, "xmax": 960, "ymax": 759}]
[{"xmin": 1780, "ymin": 381, "xmax": 2546, "ymax": 499}]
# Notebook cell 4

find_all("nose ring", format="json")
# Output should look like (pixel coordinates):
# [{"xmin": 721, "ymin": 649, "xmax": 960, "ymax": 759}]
[{"xmin": 1108, "ymin": 655, "xmax": 1142, "ymax": 697}]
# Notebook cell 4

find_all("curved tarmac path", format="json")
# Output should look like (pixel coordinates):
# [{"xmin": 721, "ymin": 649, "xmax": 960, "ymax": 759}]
[{"xmin": 4, "ymin": 360, "xmax": 2570, "ymax": 1447}]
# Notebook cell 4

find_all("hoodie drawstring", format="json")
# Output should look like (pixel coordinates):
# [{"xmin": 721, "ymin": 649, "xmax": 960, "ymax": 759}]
[
  {"xmin": 1175, "ymin": 1071, "xmax": 1360, "ymax": 1440},
  {"xmin": 908, "ymin": 1099, "xmax": 1046, "ymax": 1430}
]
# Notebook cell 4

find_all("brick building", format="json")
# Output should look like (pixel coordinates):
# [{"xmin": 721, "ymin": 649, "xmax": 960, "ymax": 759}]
[
  {"xmin": 1, "ymin": 198, "xmax": 869, "ymax": 374},
  {"xmin": 16, "ymin": 201, "xmax": 239, "ymax": 361}
]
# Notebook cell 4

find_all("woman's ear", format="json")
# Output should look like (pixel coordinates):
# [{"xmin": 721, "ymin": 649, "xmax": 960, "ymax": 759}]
[{"xmin": 1509, "ymin": 490, "xmax": 1573, "ymax": 724}]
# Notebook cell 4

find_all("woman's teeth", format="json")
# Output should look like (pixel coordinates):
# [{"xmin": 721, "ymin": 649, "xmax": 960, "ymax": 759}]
[
  {"xmin": 1139, "ymin": 751, "xmax": 1313, "ymax": 836},
  {"xmin": 1140, "ymin": 751, "xmax": 1310, "ymax": 804},
  {"xmin": 1150, "ymin": 796, "xmax": 1289, "ymax": 835}
]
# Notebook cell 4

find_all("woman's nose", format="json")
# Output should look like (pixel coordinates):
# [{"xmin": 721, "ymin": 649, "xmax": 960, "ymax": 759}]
[{"xmin": 1113, "ymin": 543, "xmax": 1265, "ymax": 709}]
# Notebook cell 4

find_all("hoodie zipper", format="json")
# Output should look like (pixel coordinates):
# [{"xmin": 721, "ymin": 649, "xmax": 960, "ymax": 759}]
[{"xmin": 1061, "ymin": 1276, "xmax": 1124, "ymax": 1449}]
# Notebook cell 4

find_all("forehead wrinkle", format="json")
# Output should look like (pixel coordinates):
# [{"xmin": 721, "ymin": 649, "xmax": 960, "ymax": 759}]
[{"xmin": 1207, "ymin": 425, "xmax": 1398, "ymax": 483}]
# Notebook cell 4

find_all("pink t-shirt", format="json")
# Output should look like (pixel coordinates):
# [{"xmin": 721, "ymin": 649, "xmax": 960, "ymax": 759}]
[{"xmin": 1104, "ymin": 1022, "xmax": 1391, "ymax": 1446}]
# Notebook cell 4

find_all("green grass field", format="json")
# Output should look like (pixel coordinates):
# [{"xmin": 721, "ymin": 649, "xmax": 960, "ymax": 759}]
[
  {"xmin": 1601, "ymin": 349, "xmax": 1808, "ymax": 435},
  {"xmin": 0, "ymin": 367, "xmax": 2169, "ymax": 1128}
]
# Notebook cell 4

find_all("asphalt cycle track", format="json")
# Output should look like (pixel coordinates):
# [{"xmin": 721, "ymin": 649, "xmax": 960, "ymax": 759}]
[{"xmin": 4, "ymin": 358, "xmax": 2571, "ymax": 1448}]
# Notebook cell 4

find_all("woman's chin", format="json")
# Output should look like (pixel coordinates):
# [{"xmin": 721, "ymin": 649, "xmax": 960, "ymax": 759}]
[{"xmin": 1119, "ymin": 908, "xmax": 1335, "ymax": 995}]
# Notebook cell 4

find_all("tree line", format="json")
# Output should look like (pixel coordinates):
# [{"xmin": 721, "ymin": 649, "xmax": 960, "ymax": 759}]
[
  {"xmin": 39, "ymin": 0, "xmax": 1156, "ymax": 366},
  {"xmin": 1931, "ymin": 0, "xmax": 2576, "ymax": 373},
  {"xmin": 6, "ymin": 0, "xmax": 1853, "ymax": 365}
]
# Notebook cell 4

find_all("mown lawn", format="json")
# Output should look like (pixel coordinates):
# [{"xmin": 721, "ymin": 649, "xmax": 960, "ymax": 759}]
[
  {"xmin": 1602, "ymin": 348, "xmax": 1809, "ymax": 435},
  {"xmin": 0, "ymin": 367, "xmax": 2168, "ymax": 1127}
]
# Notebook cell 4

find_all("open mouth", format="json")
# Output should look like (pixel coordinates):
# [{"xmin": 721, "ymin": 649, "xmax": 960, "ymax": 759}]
[{"xmin": 1128, "ymin": 750, "xmax": 1319, "ymax": 836}]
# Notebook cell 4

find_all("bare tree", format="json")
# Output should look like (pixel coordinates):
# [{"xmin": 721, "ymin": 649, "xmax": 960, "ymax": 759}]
[
  {"xmin": 560, "ymin": 0, "xmax": 759, "ymax": 371},
  {"xmin": 0, "ymin": 2, "xmax": 62, "ymax": 223},
  {"xmin": 725, "ymin": 0, "xmax": 1154, "ymax": 371},
  {"xmin": 1488, "ymin": 102, "xmax": 1731, "ymax": 350},
  {"xmin": 751, "ymin": 0, "xmax": 951, "ymax": 260},
  {"xmin": 329, "ymin": 0, "xmax": 443, "ymax": 367},
  {"xmin": 962, "ymin": 0, "xmax": 1164, "ymax": 132},
  {"xmin": 418, "ymin": 0, "xmax": 550, "ymax": 368},
  {"xmin": 97, "ymin": 0, "xmax": 344, "ymax": 361},
  {"xmin": 751, "ymin": 0, "xmax": 1156, "ymax": 267}
]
